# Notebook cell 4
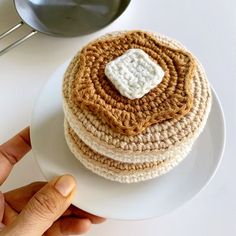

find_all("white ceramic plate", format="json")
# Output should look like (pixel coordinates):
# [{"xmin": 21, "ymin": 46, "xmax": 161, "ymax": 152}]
[{"xmin": 31, "ymin": 61, "xmax": 226, "ymax": 220}]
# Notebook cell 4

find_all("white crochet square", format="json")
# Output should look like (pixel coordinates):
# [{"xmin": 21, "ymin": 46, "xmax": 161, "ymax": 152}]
[{"xmin": 105, "ymin": 49, "xmax": 165, "ymax": 99}]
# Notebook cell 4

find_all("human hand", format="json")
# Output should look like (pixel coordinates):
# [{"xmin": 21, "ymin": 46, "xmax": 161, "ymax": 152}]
[{"xmin": 0, "ymin": 128, "xmax": 105, "ymax": 235}]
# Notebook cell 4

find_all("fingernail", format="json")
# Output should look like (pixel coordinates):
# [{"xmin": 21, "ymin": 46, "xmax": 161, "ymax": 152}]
[{"xmin": 54, "ymin": 175, "xmax": 76, "ymax": 197}]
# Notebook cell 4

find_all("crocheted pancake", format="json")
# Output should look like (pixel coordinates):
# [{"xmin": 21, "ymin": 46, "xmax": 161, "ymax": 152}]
[
  {"xmin": 62, "ymin": 31, "xmax": 212, "ymax": 183},
  {"xmin": 64, "ymin": 121, "xmax": 193, "ymax": 183},
  {"xmin": 64, "ymin": 31, "xmax": 195, "ymax": 136}
]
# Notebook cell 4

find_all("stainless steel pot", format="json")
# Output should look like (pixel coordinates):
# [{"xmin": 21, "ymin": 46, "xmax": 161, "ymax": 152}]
[{"xmin": 0, "ymin": 0, "xmax": 131, "ymax": 55}]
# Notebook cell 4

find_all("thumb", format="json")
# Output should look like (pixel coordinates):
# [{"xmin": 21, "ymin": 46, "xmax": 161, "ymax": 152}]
[{"xmin": 4, "ymin": 175, "xmax": 76, "ymax": 236}]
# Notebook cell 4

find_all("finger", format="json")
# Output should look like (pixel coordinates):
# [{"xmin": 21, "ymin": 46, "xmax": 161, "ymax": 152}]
[
  {"xmin": 61, "ymin": 206, "xmax": 105, "ymax": 224},
  {"xmin": 0, "ymin": 127, "xmax": 31, "ymax": 185},
  {"xmin": 4, "ymin": 182, "xmax": 46, "ymax": 212},
  {"xmin": 4, "ymin": 175, "xmax": 76, "ymax": 236},
  {"xmin": 70, "ymin": 205, "xmax": 106, "ymax": 224},
  {"xmin": 0, "ymin": 223, "xmax": 5, "ymax": 231},
  {"xmin": 4, "ymin": 182, "xmax": 105, "ymax": 224},
  {"xmin": 60, "ymin": 217, "xmax": 91, "ymax": 235},
  {"xmin": 0, "ymin": 192, "xmax": 4, "ymax": 221},
  {"xmin": 45, "ymin": 217, "xmax": 91, "ymax": 236},
  {"xmin": 4, "ymin": 181, "xmax": 105, "ymax": 224},
  {"xmin": 2, "ymin": 202, "xmax": 18, "ymax": 225}
]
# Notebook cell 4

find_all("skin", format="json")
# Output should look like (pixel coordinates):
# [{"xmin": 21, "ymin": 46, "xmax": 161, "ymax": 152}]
[{"xmin": 0, "ymin": 127, "xmax": 105, "ymax": 235}]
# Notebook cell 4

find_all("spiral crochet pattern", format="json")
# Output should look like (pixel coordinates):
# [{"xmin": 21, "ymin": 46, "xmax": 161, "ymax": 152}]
[
  {"xmin": 67, "ymin": 31, "xmax": 195, "ymax": 136},
  {"xmin": 63, "ymin": 30, "xmax": 212, "ymax": 183}
]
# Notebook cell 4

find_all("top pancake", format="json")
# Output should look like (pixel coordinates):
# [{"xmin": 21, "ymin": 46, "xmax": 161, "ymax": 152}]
[{"xmin": 64, "ymin": 31, "xmax": 195, "ymax": 136}]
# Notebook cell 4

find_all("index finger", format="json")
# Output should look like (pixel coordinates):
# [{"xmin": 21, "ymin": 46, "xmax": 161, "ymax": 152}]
[{"xmin": 0, "ymin": 127, "xmax": 31, "ymax": 185}]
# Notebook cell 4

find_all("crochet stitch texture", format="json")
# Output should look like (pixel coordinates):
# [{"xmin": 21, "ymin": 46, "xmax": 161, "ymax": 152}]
[
  {"xmin": 104, "ymin": 48, "xmax": 165, "ymax": 99},
  {"xmin": 67, "ymin": 31, "xmax": 195, "ymax": 136},
  {"xmin": 62, "ymin": 30, "xmax": 212, "ymax": 183}
]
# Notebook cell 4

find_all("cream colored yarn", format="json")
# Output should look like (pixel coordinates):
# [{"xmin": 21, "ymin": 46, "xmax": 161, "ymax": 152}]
[
  {"xmin": 63, "ymin": 30, "xmax": 195, "ymax": 136},
  {"xmin": 64, "ymin": 121, "xmax": 193, "ymax": 183},
  {"xmin": 104, "ymin": 48, "xmax": 165, "ymax": 99},
  {"xmin": 62, "ymin": 31, "xmax": 212, "ymax": 183},
  {"xmin": 63, "ymin": 32, "xmax": 211, "ymax": 163}
]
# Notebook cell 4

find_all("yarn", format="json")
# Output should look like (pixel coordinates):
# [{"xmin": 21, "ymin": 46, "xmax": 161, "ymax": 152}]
[
  {"xmin": 62, "ymin": 31, "xmax": 212, "ymax": 183},
  {"xmin": 104, "ymin": 48, "xmax": 165, "ymax": 99},
  {"xmin": 63, "ymin": 31, "xmax": 195, "ymax": 136}
]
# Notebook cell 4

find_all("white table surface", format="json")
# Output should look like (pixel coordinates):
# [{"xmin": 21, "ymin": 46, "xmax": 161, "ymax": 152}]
[{"xmin": 0, "ymin": 0, "xmax": 236, "ymax": 235}]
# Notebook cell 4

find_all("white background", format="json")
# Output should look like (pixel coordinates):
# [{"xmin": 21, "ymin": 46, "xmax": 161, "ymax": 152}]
[{"xmin": 0, "ymin": 0, "xmax": 236, "ymax": 235}]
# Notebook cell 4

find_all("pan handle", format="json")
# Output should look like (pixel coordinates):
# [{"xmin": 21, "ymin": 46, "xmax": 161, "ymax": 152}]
[
  {"xmin": 0, "ymin": 21, "xmax": 24, "ymax": 39},
  {"xmin": 0, "ymin": 22, "xmax": 37, "ymax": 56}
]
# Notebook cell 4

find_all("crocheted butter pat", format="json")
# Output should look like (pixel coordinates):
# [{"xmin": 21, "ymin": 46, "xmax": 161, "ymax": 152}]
[{"xmin": 105, "ymin": 49, "xmax": 165, "ymax": 99}]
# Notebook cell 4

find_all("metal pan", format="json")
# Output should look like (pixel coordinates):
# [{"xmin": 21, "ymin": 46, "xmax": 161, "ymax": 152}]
[{"xmin": 0, "ymin": 0, "xmax": 131, "ymax": 56}]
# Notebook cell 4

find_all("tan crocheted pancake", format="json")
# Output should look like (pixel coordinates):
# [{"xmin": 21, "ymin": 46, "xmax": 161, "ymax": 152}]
[
  {"xmin": 64, "ymin": 121, "xmax": 193, "ymax": 183},
  {"xmin": 63, "ymin": 31, "xmax": 195, "ymax": 136},
  {"xmin": 63, "ymin": 32, "xmax": 212, "ymax": 164}
]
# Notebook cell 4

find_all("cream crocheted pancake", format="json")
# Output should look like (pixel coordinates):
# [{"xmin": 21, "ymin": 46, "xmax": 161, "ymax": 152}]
[
  {"xmin": 62, "ymin": 31, "xmax": 212, "ymax": 183},
  {"xmin": 64, "ymin": 121, "xmax": 193, "ymax": 183}
]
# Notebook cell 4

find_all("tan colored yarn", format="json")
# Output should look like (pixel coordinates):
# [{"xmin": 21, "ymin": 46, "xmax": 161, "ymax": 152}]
[
  {"xmin": 66, "ymin": 121, "xmax": 164, "ymax": 171},
  {"xmin": 62, "ymin": 31, "xmax": 212, "ymax": 183},
  {"xmin": 64, "ymin": 120, "xmax": 193, "ymax": 183},
  {"xmin": 65, "ymin": 31, "xmax": 195, "ymax": 136},
  {"xmin": 63, "ymin": 32, "xmax": 211, "ymax": 164}
]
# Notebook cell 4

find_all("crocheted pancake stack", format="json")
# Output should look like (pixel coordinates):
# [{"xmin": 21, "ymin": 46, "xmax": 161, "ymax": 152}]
[{"xmin": 62, "ymin": 31, "xmax": 212, "ymax": 183}]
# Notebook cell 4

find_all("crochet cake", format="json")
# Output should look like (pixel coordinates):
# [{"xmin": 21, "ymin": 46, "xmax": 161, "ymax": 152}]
[{"xmin": 62, "ymin": 31, "xmax": 212, "ymax": 183}]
